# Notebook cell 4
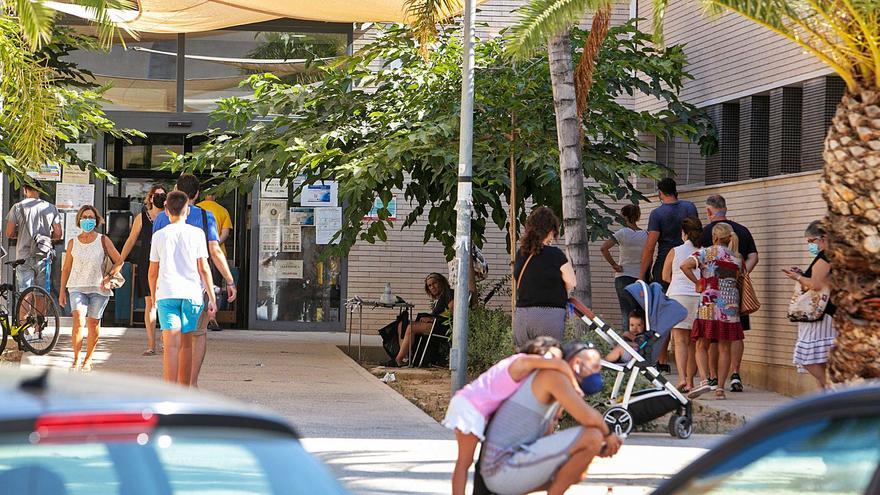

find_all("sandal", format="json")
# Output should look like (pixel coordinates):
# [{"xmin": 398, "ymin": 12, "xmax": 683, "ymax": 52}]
[
  {"xmin": 142, "ymin": 349, "xmax": 156, "ymax": 356},
  {"xmin": 715, "ymin": 389, "xmax": 726, "ymax": 400},
  {"xmin": 687, "ymin": 381, "xmax": 712, "ymax": 399},
  {"xmin": 70, "ymin": 362, "xmax": 79, "ymax": 372},
  {"xmin": 676, "ymin": 383, "xmax": 691, "ymax": 393},
  {"xmin": 81, "ymin": 362, "xmax": 93, "ymax": 373}
]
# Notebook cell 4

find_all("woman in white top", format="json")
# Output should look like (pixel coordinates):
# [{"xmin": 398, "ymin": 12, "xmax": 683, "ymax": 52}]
[
  {"xmin": 662, "ymin": 216, "xmax": 703, "ymax": 392},
  {"xmin": 601, "ymin": 204, "xmax": 647, "ymax": 331},
  {"xmin": 59, "ymin": 205, "xmax": 124, "ymax": 372}
]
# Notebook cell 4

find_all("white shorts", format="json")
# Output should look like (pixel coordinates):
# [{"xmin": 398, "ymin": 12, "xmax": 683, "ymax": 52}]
[
  {"xmin": 442, "ymin": 395, "xmax": 487, "ymax": 440},
  {"xmin": 669, "ymin": 294, "xmax": 699, "ymax": 330}
]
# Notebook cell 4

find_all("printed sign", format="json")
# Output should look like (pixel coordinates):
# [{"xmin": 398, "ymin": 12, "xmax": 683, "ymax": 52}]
[
  {"xmin": 261, "ymin": 178, "xmax": 289, "ymax": 198},
  {"xmin": 276, "ymin": 260, "xmax": 304, "ymax": 279},
  {"xmin": 288, "ymin": 207, "xmax": 315, "ymax": 225},
  {"xmin": 300, "ymin": 181, "xmax": 338, "ymax": 207},
  {"xmin": 282, "ymin": 225, "xmax": 302, "ymax": 252},
  {"xmin": 55, "ymin": 183, "xmax": 95, "ymax": 211},
  {"xmin": 27, "ymin": 162, "xmax": 62, "ymax": 182},
  {"xmin": 315, "ymin": 206, "xmax": 342, "ymax": 245},
  {"xmin": 260, "ymin": 199, "xmax": 288, "ymax": 222},
  {"xmin": 260, "ymin": 225, "xmax": 280, "ymax": 252}
]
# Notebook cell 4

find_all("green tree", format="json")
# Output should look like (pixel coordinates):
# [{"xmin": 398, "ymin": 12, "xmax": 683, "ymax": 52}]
[
  {"xmin": 646, "ymin": 1, "xmax": 880, "ymax": 383},
  {"xmin": 172, "ymin": 23, "xmax": 713, "ymax": 259},
  {"xmin": 0, "ymin": 0, "xmax": 133, "ymax": 179}
]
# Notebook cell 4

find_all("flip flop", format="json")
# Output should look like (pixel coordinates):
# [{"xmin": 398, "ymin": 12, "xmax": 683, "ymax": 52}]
[{"xmin": 142, "ymin": 349, "xmax": 156, "ymax": 356}]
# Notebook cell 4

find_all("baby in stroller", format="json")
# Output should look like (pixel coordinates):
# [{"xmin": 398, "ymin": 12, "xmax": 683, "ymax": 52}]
[{"xmin": 605, "ymin": 309, "xmax": 648, "ymax": 363}]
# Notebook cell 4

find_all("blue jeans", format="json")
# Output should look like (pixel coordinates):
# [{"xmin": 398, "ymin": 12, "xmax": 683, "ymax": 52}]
[{"xmin": 614, "ymin": 276, "xmax": 639, "ymax": 331}]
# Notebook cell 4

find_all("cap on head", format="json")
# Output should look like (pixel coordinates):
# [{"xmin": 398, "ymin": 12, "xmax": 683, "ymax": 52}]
[{"xmin": 562, "ymin": 341, "xmax": 596, "ymax": 361}]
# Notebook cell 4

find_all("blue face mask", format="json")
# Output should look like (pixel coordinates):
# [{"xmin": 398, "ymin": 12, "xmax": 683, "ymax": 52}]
[
  {"xmin": 79, "ymin": 218, "xmax": 97, "ymax": 232},
  {"xmin": 807, "ymin": 242, "xmax": 820, "ymax": 256},
  {"xmin": 579, "ymin": 373, "xmax": 604, "ymax": 396}
]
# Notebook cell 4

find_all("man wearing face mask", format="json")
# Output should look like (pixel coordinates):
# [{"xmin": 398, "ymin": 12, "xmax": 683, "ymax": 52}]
[
  {"xmin": 480, "ymin": 342, "xmax": 622, "ymax": 495},
  {"xmin": 700, "ymin": 195, "xmax": 759, "ymax": 393}
]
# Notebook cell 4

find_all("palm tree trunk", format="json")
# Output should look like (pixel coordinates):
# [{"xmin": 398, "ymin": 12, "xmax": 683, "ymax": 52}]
[
  {"xmin": 822, "ymin": 87, "xmax": 880, "ymax": 382},
  {"xmin": 548, "ymin": 33, "xmax": 592, "ymax": 309}
]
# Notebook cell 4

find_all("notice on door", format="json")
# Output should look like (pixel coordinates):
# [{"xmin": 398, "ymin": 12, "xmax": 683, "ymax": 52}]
[
  {"xmin": 260, "ymin": 225, "xmax": 281, "ymax": 252},
  {"xmin": 260, "ymin": 199, "xmax": 288, "ymax": 222},
  {"xmin": 55, "ymin": 183, "xmax": 95, "ymax": 211},
  {"xmin": 261, "ymin": 178, "xmax": 289, "ymax": 198},
  {"xmin": 282, "ymin": 225, "xmax": 301, "ymax": 252},
  {"xmin": 315, "ymin": 207, "xmax": 342, "ymax": 245},
  {"xmin": 277, "ymin": 260, "xmax": 304, "ymax": 279}
]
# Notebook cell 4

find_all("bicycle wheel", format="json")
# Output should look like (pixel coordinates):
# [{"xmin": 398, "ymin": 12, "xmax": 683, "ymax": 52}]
[
  {"xmin": 0, "ymin": 317, "xmax": 7, "ymax": 355},
  {"xmin": 16, "ymin": 286, "xmax": 61, "ymax": 355}
]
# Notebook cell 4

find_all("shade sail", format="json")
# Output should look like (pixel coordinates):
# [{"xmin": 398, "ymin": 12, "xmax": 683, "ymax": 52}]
[
  {"xmin": 46, "ymin": 0, "xmax": 471, "ymax": 33},
  {"xmin": 131, "ymin": 47, "xmax": 333, "ymax": 72}
]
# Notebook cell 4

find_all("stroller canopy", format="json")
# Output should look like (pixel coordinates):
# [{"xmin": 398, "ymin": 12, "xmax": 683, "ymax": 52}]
[{"xmin": 625, "ymin": 281, "xmax": 687, "ymax": 338}]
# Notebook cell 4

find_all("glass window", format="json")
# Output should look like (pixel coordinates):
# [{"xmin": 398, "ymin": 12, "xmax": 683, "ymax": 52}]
[
  {"xmin": 675, "ymin": 416, "xmax": 880, "ymax": 495},
  {"xmin": 64, "ymin": 33, "xmax": 179, "ymax": 112},
  {"xmin": 108, "ymin": 133, "xmax": 185, "ymax": 170},
  {"xmin": 255, "ymin": 180, "xmax": 342, "ymax": 324},
  {"xmin": 184, "ymin": 30, "xmax": 348, "ymax": 112}
]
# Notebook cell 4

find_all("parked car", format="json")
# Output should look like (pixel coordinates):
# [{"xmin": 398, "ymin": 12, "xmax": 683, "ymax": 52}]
[
  {"xmin": 653, "ymin": 382, "xmax": 880, "ymax": 495},
  {"xmin": 0, "ymin": 368, "xmax": 349, "ymax": 494}
]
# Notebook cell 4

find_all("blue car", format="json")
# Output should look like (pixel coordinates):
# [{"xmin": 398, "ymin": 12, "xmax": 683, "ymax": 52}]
[
  {"xmin": 653, "ymin": 383, "xmax": 880, "ymax": 494},
  {"xmin": 0, "ymin": 368, "xmax": 349, "ymax": 494}
]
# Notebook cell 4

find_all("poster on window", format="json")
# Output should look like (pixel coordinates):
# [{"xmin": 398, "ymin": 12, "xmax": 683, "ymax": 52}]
[
  {"xmin": 261, "ymin": 178, "xmax": 289, "ymax": 198},
  {"xmin": 63, "ymin": 143, "xmax": 93, "ymax": 184},
  {"xmin": 260, "ymin": 199, "xmax": 288, "ymax": 222},
  {"xmin": 281, "ymin": 225, "xmax": 302, "ymax": 252},
  {"xmin": 260, "ymin": 225, "xmax": 281, "ymax": 252},
  {"xmin": 315, "ymin": 207, "xmax": 342, "ymax": 245},
  {"xmin": 300, "ymin": 181, "xmax": 338, "ymax": 207},
  {"xmin": 363, "ymin": 195, "xmax": 397, "ymax": 221},
  {"xmin": 63, "ymin": 212, "xmax": 80, "ymax": 245},
  {"xmin": 288, "ymin": 207, "xmax": 315, "ymax": 225},
  {"xmin": 27, "ymin": 162, "xmax": 62, "ymax": 182},
  {"xmin": 55, "ymin": 183, "xmax": 95, "ymax": 211},
  {"xmin": 276, "ymin": 260, "xmax": 304, "ymax": 279}
]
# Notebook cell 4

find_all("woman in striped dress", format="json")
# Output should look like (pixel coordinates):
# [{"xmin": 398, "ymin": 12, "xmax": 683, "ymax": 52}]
[{"xmin": 782, "ymin": 220, "xmax": 836, "ymax": 389}]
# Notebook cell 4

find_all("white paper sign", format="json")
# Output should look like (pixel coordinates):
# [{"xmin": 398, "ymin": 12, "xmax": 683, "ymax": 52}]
[
  {"xmin": 315, "ymin": 207, "xmax": 342, "ymax": 245},
  {"xmin": 282, "ymin": 225, "xmax": 302, "ymax": 252},
  {"xmin": 260, "ymin": 199, "xmax": 288, "ymax": 222},
  {"xmin": 62, "ymin": 163, "xmax": 90, "ymax": 184},
  {"xmin": 27, "ymin": 162, "xmax": 62, "ymax": 182},
  {"xmin": 261, "ymin": 178, "xmax": 289, "ymax": 198},
  {"xmin": 63, "ymin": 212, "xmax": 80, "ymax": 245},
  {"xmin": 277, "ymin": 260, "xmax": 304, "ymax": 279},
  {"xmin": 300, "ymin": 181, "xmax": 338, "ymax": 207},
  {"xmin": 288, "ymin": 207, "xmax": 314, "ymax": 225},
  {"xmin": 55, "ymin": 183, "xmax": 95, "ymax": 211},
  {"xmin": 260, "ymin": 225, "xmax": 280, "ymax": 252}
]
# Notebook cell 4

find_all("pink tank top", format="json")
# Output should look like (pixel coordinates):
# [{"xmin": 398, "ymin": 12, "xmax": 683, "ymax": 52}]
[{"xmin": 456, "ymin": 353, "xmax": 527, "ymax": 418}]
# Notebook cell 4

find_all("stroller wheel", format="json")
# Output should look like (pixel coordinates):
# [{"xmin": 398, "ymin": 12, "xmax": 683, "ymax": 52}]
[
  {"xmin": 603, "ymin": 406, "xmax": 634, "ymax": 437},
  {"xmin": 669, "ymin": 415, "xmax": 693, "ymax": 439}
]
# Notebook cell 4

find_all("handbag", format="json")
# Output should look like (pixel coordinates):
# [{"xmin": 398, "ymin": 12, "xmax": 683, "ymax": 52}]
[
  {"xmin": 100, "ymin": 235, "xmax": 125, "ymax": 290},
  {"xmin": 787, "ymin": 284, "xmax": 831, "ymax": 322},
  {"xmin": 738, "ymin": 272, "xmax": 760, "ymax": 315}
]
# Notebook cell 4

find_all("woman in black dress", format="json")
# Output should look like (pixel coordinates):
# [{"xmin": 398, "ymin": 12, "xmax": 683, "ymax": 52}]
[{"xmin": 119, "ymin": 185, "xmax": 167, "ymax": 356}]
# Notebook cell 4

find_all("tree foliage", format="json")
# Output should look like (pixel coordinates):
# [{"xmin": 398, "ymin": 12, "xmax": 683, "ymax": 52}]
[{"xmin": 171, "ymin": 22, "xmax": 715, "ymax": 258}]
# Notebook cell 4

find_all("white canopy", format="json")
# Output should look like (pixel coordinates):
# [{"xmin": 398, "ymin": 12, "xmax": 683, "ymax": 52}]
[{"xmin": 46, "ymin": 0, "xmax": 469, "ymax": 33}]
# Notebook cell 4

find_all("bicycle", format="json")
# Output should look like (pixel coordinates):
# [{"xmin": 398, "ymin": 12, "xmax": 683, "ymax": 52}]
[{"xmin": 0, "ymin": 258, "xmax": 61, "ymax": 356}]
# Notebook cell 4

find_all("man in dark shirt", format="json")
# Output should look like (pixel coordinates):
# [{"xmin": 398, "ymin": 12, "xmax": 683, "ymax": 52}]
[
  {"xmin": 701, "ymin": 194, "xmax": 759, "ymax": 393},
  {"xmin": 639, "ymin": 178, "xmax": 698, "ymax": 373}
]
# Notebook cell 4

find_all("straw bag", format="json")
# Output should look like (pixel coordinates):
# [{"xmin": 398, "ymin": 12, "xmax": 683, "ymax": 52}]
[
  {"xmin": 787, "ymin": 285, "xmax": 831, "ymax": 322},
  {"xmin": 738, "ymin": 272, "xmax": 760, "ymax": 315},
  {"xmin": 100, "ymin": 235, "xmax": 125, "ymax": 290}
]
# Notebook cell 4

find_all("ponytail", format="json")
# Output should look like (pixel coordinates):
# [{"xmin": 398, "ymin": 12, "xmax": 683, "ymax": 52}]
[
  {"xmin": 711, "ymin": 222, "xmax": 740, "ymax": 259},
  {"xmin": 728, "ymin": 232, "xmax": 739, "ymax": 257}
]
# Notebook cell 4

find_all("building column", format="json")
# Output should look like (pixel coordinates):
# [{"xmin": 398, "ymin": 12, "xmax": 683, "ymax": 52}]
[
  {"xmin": 801, "ymin": 75, "xmax": 846, "ymax": 171},
  {"xmin": 705, "ymin": 102, "xmax": 740, "ymax": 185},
  {"xmin": 768, "ymin": 87, "xmax": 803, "ymax": 176},
  {"xmin": 739, "ymin": 95, "xmax": 770, "ymax": 181}
]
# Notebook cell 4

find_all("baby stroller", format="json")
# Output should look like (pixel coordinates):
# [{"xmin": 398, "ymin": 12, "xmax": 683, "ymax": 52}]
[{"xmin": 568, "ymin": 280, "xmax": 694, "ymax": 439}]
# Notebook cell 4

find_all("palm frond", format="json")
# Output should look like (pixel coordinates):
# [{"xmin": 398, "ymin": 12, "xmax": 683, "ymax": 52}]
[
  {"xmin": 65, "ymin": 0, "xmax": 139, "ymax": 48},
  {"xmin": 504, "ymin": 0, "xmax": 615, "ymax": 60},
  {"xmin": 404, "ymin": 0, "xmax": 463, "ymax": 58},
  {"xmin": 574, "ymin": 7, "xmax": 610, "ymax": 119},
  {"xmin": 14, "ymin": 0, "xmax": 56, "ymax": 49}
]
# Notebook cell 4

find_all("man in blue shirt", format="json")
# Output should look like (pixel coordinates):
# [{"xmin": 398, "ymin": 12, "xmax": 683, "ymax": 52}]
[
  {"xmin": 154, "ymin": 174, "xmax": 237, "ymax": 388},
  {"xmin": 638, "ymin": 178, "xmax": 698, "ymax": 374}
]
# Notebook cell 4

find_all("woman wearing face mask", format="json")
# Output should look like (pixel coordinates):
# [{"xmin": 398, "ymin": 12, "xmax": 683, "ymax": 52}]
[
  {"xmin": 782, "ymin": 220, "xmax": 836, "ymax": 389},
  {"xmin": 119, "ymin": 185, "xmax": 167, "ymax": 356},
  {"xmin": 59, "ymin": 205, "xmax": 124, "ymax": 372}
]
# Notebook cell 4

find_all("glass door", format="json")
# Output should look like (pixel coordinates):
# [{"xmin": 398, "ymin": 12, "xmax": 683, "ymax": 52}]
[{"xmin": 248, "ymin": 179, "xmax": 345, "ymax": 330}]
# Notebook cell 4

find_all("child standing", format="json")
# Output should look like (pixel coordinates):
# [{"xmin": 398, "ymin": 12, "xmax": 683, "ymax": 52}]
[
  {"xmin": 149, "ymin": 191, "xmax": 217, "ymax": 386},
  {"xmin": 442, "ymin": 337, "xmax": 580, "ymax": 495}
]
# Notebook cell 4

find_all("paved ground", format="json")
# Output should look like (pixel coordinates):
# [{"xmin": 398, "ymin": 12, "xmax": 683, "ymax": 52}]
[{"xmin": 11, "ymin": 326, "xmax": 792, "ymax": 494}]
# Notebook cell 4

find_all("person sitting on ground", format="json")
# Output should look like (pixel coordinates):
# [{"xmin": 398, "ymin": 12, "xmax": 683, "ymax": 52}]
[
  {"xmin": 604, "ymin": 309, "xmax": 648, "ymax": 363},
  {"xmin": 443, "ymin": 336, "xmax": 581, "ymax": 495},
  {"xmin": 391, "ymin": 273, "xmax": 454, "ymax": 366},
  {"xmin": 481, "ymin": 342, "xmax": 622, "ymax": 495}
]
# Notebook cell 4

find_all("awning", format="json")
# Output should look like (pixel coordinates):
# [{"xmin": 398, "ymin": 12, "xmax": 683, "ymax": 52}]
[
  {"xmin": 45, "ymin": 0, "xmax": 470, "ymax": 33},
  {"xmin": 130, "ymin": 47, "xmax": 333, "ymax": 73}
]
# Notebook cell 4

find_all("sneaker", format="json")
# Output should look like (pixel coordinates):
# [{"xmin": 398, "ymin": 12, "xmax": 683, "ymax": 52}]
[
  {"xmin": 730, "ymin": 373, "xmax": 743, "ymax": 392},
  {"xmin": 657, "ymin": 363, "xmax": 671, "ymax": 373},
  {"xmin": 708, "ymin": 378, "xmax": 718, "ymax": 390},
  {"xmin": 687, "ymin": 381, "xmax": 712, "ymax": 399}
]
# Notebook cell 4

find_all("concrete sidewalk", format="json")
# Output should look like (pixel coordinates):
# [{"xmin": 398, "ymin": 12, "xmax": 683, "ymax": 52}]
[{"xmin": 13, "ymin": 327, "xmax": 731, "ymax": 493}]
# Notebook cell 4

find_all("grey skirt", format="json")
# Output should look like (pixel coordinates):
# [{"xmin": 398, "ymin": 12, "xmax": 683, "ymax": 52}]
[{"xmin": 513, "ymin": 306, "xmax": 567, "ymax": 349}]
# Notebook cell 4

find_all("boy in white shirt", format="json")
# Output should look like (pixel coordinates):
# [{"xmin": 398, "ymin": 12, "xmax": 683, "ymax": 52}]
[{"xmin": 149, "ymin": 191, "xmax": 217, "ymax": 385}]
